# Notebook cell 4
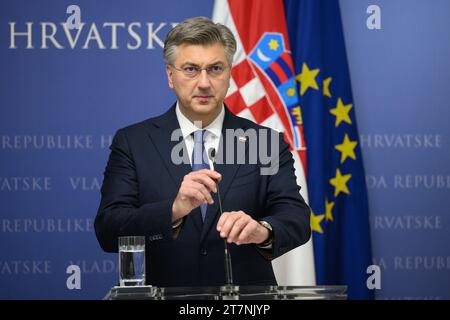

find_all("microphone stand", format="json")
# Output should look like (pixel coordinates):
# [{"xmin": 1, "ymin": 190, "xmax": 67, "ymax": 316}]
[
  {"xmin": 216, "ymin": 169, "xmax": 234, "ymax": 286},
  {"xmin": 209, "ymin": 149, "xmax": 235, "ymax": 293}
]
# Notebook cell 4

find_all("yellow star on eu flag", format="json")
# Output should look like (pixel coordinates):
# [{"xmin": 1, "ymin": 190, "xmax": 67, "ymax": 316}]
[
  {"xmin": 295, "ymin": 63, "xmax": 319, "ymax": 96},
  {"xmin": 329, "ymin": 98, "xmax": 352, "ymax": 127},
  {"xmin": 311, "ymin": 210, "xmax": 325, "ymax": 234},
  {"xmin": 325, "ymin": 197, "xmax": 335, "ymax": 222},
  {"xmin": 330, "ymin": 168, "xmax": 352, "ymax": 197},
  {"xmin": 335, "ymin": 134, "xmax": 358, "ymax": 164},
  {"xmin": 323, "ymin": 77, "xmax": 332, "ymax": 98}
]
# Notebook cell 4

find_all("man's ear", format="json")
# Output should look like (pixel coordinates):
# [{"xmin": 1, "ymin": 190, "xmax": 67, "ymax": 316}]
[{"xmin": 166, "ymin": 64, "xmax": 174, "ymax": 89}]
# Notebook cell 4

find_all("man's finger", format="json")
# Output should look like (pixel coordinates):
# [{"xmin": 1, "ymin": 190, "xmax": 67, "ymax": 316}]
[
  {"xmin": 193, "ymin": 169, "xmax": 222, "ymax": 182},
  {"xmin": 190, "ymin": 174, "xmax": 217, "ymax": 193},
  {"xmin": 236, "ymin": 222, "xmax": 256, "ymax": 245},
  {"xmin": 219, "ymin": 212, "xmax": 240, "ymax": 238},
  {"xmin": 184, "ymin": 188, "xmax": 207, "ymax": 204},
  {"xmin": 227, "ymin": 216, "xmax": 249, "ymax": 243},
  {"xmin": 188, "ymin": 181, "xmax": 214, "ymax": 204},
  {"xmin": 217, "ymin": 211, "xmax": 232, "ymax": 231}
]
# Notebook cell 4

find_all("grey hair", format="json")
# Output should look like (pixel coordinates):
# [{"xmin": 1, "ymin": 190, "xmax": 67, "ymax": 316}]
[{"xmin": 163, "ymin": 17, "xmax": 237, "ymax": 66}]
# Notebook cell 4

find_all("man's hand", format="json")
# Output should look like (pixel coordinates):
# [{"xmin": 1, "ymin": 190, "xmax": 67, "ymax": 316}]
[
  {"xmin": 216, "ymin": 211, "xmax": 269, "ymax": 245},
  {"xmin": 172, "ymin": 169, "xmax": 221, "ymax": 222}
]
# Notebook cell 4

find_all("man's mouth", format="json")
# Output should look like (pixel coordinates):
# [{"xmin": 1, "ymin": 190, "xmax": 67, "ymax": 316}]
[
  {"xmin": 194, "ymin": 95, "xmax": 213, "ymax": 99},
  {"xmin": 194, "ymin": 95, "xmax": 213, "ymax": 103}
]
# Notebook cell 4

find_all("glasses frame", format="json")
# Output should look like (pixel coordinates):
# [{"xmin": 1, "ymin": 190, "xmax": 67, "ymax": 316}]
[{"xmin": 170, "ymin": 64, "xmax": 230, "ymax": 79}]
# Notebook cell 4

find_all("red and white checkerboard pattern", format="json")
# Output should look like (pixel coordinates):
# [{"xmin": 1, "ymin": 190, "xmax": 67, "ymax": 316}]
[{"xmin": 225, "ymin": 59, "xmax": 285, "ymax": 133}]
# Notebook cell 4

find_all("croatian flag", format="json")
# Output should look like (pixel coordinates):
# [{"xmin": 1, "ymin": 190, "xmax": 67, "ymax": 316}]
[{"xmin": 213, "ymin": 0, "xmax": 315, "ymax": 285}]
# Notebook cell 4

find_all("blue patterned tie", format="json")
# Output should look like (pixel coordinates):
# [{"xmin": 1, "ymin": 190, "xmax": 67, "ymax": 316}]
[{"xmin": 192, "ymin": 130, "xmax": 210, "ymax": 221}]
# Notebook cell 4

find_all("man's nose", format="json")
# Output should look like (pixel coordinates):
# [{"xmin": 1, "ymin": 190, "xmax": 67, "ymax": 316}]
[{"xmin": 197, "ymin": 69, "xmax": 212, "ymax": 88}]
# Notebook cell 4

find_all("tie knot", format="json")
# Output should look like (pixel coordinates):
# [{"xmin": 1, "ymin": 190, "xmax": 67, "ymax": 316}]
[{"xmin": 193, "ymin": 130, "xmax": 208, "ymax": 144}]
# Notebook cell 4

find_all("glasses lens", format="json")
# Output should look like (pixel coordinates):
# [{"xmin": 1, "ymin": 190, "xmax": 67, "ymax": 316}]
[
  {"xmin": 183, "ymin": 66, "xmax": 199, "ymax": 78},
  {"xmin": 208, "ymin": 66, "xmax": 224, "ymax": 76}
]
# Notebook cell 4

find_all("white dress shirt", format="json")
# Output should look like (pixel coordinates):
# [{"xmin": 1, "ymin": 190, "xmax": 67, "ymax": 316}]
[{"xmin": 175, "ymin": 102, "xmax": 224, "ymax": 169}]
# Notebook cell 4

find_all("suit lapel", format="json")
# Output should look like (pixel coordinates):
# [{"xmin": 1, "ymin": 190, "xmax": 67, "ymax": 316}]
[{"xmin": 145, "ymin": 104, "xmax": 203, "ymax": 233}]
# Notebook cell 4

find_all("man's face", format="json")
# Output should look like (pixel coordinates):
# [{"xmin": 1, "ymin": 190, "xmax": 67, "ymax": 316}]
[{"xmin": 166, "ymin": 42, "xmax": 231, "ymax": 124}]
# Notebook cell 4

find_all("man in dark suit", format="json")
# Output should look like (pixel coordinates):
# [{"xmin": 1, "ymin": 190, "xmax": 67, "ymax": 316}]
[{"xmin": 95, "ymin": 17, "xmax": 311, "ymax": 287}]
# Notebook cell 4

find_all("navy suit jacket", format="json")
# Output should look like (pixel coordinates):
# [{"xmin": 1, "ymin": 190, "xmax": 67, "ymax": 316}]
[{"xmin": 95, "ymin": 104, "xmax": 311, "ymax": 287}]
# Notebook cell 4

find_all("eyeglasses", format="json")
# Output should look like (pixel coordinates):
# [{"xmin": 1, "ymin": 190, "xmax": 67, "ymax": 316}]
[{"xmin": 171, "ymin": 64, "xmax": 229, "ymax": 79}]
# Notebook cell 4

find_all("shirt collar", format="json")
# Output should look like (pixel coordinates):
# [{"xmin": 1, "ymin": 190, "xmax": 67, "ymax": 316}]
[{"xmin": 175, "ymin": 102, "xmax": 224, "ymax": 139}]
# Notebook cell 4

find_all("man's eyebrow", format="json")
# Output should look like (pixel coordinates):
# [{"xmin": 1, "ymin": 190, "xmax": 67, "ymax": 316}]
[
  {"xmin": 207, "ymin": 61, "xmax": 225, "ymax": 66},
  {"xmin": 181, "ymin": 62, "xmax": 200, "ymax": 67},
  {"xmin": 181, "ymin": 61, "xmax": 225, "ymax": 67}
]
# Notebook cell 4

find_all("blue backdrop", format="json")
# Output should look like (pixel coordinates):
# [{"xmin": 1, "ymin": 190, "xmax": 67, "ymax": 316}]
[{"xmin": 1, "ymin": 0, "xmax": 449, "ymax": 299}]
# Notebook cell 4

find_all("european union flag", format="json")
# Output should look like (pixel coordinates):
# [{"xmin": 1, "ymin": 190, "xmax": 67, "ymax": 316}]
[{"xmin": 284, "ymin": 0, "xmax": 374, "ymax": 299}]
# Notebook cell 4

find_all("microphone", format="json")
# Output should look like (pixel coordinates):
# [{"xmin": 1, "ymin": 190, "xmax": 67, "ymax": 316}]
[{"xmin": 208, "ymin": 148, "xmax": 233, "ymax": 286}]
